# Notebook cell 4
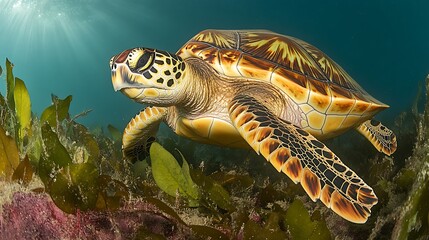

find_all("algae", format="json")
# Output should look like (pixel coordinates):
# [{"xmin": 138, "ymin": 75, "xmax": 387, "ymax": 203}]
[
  {"xmin": 0, "ymin": 125, "xmax": 19, "ymax": 180},
  {"xmin": 11, "ymin": 155, "xmax": 33, "ymax": 186},
  {"xmin": 5, "ymin": 58, "xmax": 15, "ymax": 111},
  {"xmin": 13, "ymin": 77, "xmax": 31, "ymax": 144},
  {"xmin": 1, "ymin": 58, "xmax": 429, "ymax": 239},
  {"xmin": 40, "ymin": 95, "xmax": 72, "ymax": 128},
  {"xmin": 190, "ymin": 168, "xmax": 235, "ymax": 213},
  {"xmin": 285, "ymin": 199, "xmax": 331, "ymax": 240},
  {"xmin": 107, "ymin": 124, "xmax": 122, "ymax": 142},
  {"xmin": 150, "ymin": 142, "xmax": 200, "ymax": 207},
  {"xmin": 189, "ymin": 225, "xmax": 229, "ymax": 240},
  {"xmin": 390, "ymin": 75, "xmax": 429, "ymax": 239}
]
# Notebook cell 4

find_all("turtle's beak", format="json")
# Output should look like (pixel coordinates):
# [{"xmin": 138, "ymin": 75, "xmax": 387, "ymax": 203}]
[
  {"xmin": 110, "ymin": 49, "xmax": 134, "ymax": 92},
  {"xmin": 109, "ymin": 49, "xmax": 131, "ymax": 91},
  {"xmin": 111, "ymin": 64, "xmax": 130, "ymax": 92},
  {"xmin": 111, "ymin": 66, "xmax": 145, "ymax": 99},
  {"xmin": 110, "ymin": 52, "xmax": 149, "ymax": 100}
]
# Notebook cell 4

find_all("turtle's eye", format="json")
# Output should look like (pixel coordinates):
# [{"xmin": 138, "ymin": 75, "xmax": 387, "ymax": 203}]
[{"xmin": 136, "ymin": 50, "xmax": 154, "ymax": 73}]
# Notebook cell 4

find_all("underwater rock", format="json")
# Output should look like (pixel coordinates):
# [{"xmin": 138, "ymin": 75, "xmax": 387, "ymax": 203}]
[
  {"xmin": 0, "ymin": 192, "xmax": 192, "ymax": 239},
  {"xmin": 0, "ymin": 192, "xmax": 75, "ymax": 239}
]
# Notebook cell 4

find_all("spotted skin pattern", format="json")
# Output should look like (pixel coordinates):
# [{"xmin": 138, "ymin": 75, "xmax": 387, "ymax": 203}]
[
  {"xmin": 229, "ymin": 94, "xmax": 378, "ymax": 223},
  {"xmin": 357, "ymin": 119, "xmax": 397, "ymax": 155},
  {"xmin": 110, "ymin": 48, "xmax": 186, "ymax": 100}
]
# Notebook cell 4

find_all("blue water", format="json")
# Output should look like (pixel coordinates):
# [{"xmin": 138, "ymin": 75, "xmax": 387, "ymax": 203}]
[{"xmin": 0, "ymin": 0, "xmax": 428, "ymax": 130}]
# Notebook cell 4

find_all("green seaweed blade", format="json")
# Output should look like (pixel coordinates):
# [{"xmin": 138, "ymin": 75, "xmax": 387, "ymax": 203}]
[
  {"xmin": 150, "ymin": 142, "xmax": 200, "ymax": 206},
  {"xmin": 39, "ymin": 123, "xmax": 72, "ymax": 184},
  {"xmin": 12, "ymin": 155, "xmax": 33, "ymax": 185},
  {"xmin": 5, "ymin": 58, "xmax": 15, "ymax": 110},
  {"xmin": 14, "ymin": 77, "xmax": 31, "ymax": 142},
  {"xmin": 40, "ymin": 95, "xmax": 72, "ymax": 127},
  {"xmin": 107, "ymin": 124, "xmax": 121, "ymax": 142},
  {"xmin": 0, "ymin": 125, "xmax": 20, "ymax": 180},
  {"xmin": 284, "ymin": 199, "xmax": 331, "ymax": 240}
]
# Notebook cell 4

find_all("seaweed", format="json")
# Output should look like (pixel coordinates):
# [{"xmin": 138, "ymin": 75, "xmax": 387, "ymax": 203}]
[
  {"xmin": 150, "ymin": 142, "xmax": 200, "ymax": 207},
  {"xmin": 190, "ymin": 168, "xmax": 235, "ymax": 213},
  {"xmin": 40, "ymin": 95, "xmax": 72, "ymax": 128},
  {"xmin": 13, "ymin": 77, "xmax": 31, "ymax": 144},
  {"xmin": 0, "ymin": 125, "xmax": 20, "ymax": 180},
  {"xmin": 390, "ymin": 75, "xmax": 429, "ymax": 239},
  {"xmin": 284, "ymin": 199, "xmax": 331, "ymax": 240},
  {"xmin": 2, "ymin": 58, "xmax": 429, "ymax": 239},
  {"xmin": 11, "ymin": 155, "xmax": 33, "ymax": 185},
  {"xmin": 5, "ymin": 58, "xmax": 15, "ymax": 112},
  {"xmin": 0, "ymin": 59, "xmax": 130, "ymax": 214}
]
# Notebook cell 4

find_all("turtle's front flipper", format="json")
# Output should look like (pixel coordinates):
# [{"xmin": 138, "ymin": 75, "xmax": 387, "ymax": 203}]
[
  {"xmin": 356, "ymin": 119, "xmax": 397, "ymax": 156},
  {"xmin": 122, "ymin": 106, "xmax": 167, "ymax": 163},
  {"xmin": 229, "ymin": 95, "xmax": 377, "ymax": 223}
]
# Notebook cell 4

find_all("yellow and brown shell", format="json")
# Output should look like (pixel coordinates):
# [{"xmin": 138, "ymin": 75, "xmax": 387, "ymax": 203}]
[{"xmin": 177, "ymin": 30, "xmax": 388, "ymax": 137}]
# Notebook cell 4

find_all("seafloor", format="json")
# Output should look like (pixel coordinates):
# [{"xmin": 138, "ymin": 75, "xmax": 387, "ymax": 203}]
[{"xmin": 0, "ymin": 59, "xmax": 428, "ymax": 239}]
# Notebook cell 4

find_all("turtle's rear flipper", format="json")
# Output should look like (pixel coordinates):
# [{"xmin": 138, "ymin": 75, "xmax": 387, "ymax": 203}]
[
  {"xmin": 122, "ymin": 106, "xmax": 167, "ymax": 163},
  {"xmin": 356, "ymin": 119, "xmax": 397, "ymax": 156},
  {"xmin": 229, "ymin": 95, "xmax": 378, "ymax": 224}
]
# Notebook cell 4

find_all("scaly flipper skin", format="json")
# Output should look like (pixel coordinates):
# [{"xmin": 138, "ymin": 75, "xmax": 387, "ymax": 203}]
[
  {"xmin": 229, "ymin": 95, "xmax": 378, "ymax": 223},
  {"xmin": 356, "ymin": 119, "xmax": 397, "ymax": 156},
  {"xmin": 122, "ymin": 106, "xmax": 167, "ymax": 163}
]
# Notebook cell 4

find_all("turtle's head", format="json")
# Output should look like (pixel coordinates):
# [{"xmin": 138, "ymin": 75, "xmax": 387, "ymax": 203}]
[{"xmin": 110, "ymin": 47, "xmax": 187, "ymax": 105}]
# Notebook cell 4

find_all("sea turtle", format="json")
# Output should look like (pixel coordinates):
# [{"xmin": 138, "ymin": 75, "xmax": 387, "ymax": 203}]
[{"xmin": 110, "ymin": 29, "xmax": 397, "ymax": 223}]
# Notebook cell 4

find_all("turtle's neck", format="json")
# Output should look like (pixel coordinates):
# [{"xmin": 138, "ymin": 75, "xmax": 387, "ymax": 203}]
[
  {"xmin": 177, "ymin": 58, "xmax": 230, "ymax": 117},
  {"xmin": 175, "ymin": 57, "xmax": 293, "ymax": 123}
]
